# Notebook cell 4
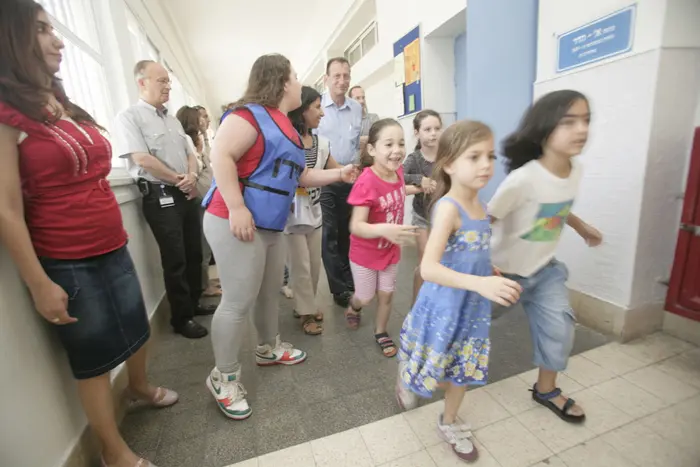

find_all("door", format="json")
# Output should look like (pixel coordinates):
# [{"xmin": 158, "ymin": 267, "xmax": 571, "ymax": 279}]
[{"xmin": 666, "ymin": 127, "xmax": 700, "ymax": 321}]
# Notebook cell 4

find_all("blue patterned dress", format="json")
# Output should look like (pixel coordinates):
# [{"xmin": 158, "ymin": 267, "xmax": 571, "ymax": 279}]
[{"xmin": 398, "ymin": 197, "xmax": 492, "ymax": 398}]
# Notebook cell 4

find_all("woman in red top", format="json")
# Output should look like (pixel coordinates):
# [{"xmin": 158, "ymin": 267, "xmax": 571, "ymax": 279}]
[{"xmin": 0, "ymin": 2, "xmax": 175, "ymax": 466}]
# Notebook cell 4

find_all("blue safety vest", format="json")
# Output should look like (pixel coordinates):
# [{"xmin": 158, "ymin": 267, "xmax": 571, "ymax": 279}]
[{"xmin": 202, "ymin": 104, "xmax": 305, "ymax": 232}]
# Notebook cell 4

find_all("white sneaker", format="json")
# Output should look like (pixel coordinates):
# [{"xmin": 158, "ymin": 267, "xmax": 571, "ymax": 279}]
[
  {"xmin": 396, "ymin": 361, "xmax": 418, "ymax": 410},
  {"xmin": 437, "ymin": 414, "xmax": 478, "ymax": 462},
  {"xmin": 206, "ymin": 367, "xmax": 252, "ymax": 420},
  {"xmin": 256, "ymin": 335, "xmax": 307, "ymax": 366}
]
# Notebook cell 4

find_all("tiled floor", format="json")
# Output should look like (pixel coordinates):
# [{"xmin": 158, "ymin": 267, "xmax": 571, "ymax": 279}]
[
  {"xmin": 120, "ymin": 248, "xmax": 612, "ymax": 466},
  {"xmin": 226, "ymin": 332, "xmax": 700, "ymax": 467}
]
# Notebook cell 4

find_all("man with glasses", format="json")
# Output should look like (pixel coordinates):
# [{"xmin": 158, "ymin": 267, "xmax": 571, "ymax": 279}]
[
  {"xmin": 317, "ymin": 57, "xmax": 363, "ymax": 307},
  {"xmin": 113, "ymin": 60, "xmax": 213, "ymax": 339}
]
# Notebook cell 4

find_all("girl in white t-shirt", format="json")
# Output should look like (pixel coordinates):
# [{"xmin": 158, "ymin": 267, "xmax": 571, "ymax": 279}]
[
  {"xmin": 488, "ymin": 90, "xmax": 603, "ymax": 424},
  {"xmin": 285, "ymin": 86, "xmax": 346, "ymax": 335}
]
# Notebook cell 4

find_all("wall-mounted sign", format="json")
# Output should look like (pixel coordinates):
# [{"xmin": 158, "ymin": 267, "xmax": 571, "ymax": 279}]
[{"xmin": 557, "ymin": 4, "xmax": 636, "ymax": 73}]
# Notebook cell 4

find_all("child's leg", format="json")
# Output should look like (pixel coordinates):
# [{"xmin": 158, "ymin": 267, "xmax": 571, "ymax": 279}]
[
  {"xmin": 412, "ymin": 228, "xmax": 429, "ymax": 305},
  {"xmin": 443, "ymin": 383, "xmax": 467, "ymax": 425},
  {"xmin": 347, "ymin": 262, "xmax": 378, "ymax": 329},
  {"xmin": 374, "ymin": 263, "xmax": 398, "ymax": 357},
  {"xmin": 523, "ymin": 260, "xmax": 583, "ymax": 420},
  {"xmin": 438, "ymin": 382, "xmax": 477, "ymax": 461}
]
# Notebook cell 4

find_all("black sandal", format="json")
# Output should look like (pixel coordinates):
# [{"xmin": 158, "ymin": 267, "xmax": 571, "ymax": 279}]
[
  {"xmin": 374, "ymin": 332, "xmax": 397, "ymax": 358},
  {"xmin": 530, "ymin": 384, "xmax": 586, "ymax": 423}
]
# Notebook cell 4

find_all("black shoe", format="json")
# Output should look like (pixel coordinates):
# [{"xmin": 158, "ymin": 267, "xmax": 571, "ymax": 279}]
[
  {"xmin": 175, "ymin": 319, "xmax": 208, "ymax": 339},
  {"xmin": 195, "ymin": 304, "xmax": 216, "ymax": 316},
  {"xmin": 333, "ymin": 291, "xmax": 352, "ymax": 308}
]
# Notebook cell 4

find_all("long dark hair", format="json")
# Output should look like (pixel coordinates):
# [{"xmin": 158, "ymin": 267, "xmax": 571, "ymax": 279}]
[
  {"xmin": 359, "ymin": 118, "xmax": 402, "ymax": 169},
  {"xmin": 429, "ymin": 120, "xmax": 493, "ymax": 215},
  {"xmin": 288, "ymin": 86, "xmax": 321, "ymax": 135},
  {"xmin": 0, "ymin": 0, "xmax": 100, "ymax": 127},
  {"xmin": 502, "ymin": 90, "xmax": 589, "ymax": 172},
  {"xmin": 234, "ymin": 54, "xmax": 292, "ymax": 108},
  {"xmin": 413, "ymin": 109, "xmax": 442, "ymax": 150},
  {"xmin": 176, "ymin": 106, "xmax": 202, "ymax": 147}
]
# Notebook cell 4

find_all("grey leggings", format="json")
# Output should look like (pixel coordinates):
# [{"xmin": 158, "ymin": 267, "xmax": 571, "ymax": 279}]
[{"xmin": 203, "ymin": 212, "xmax": 285, "ymax": 374}]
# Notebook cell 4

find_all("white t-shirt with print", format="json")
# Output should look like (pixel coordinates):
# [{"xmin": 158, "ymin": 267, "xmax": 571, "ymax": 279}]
[
  {"xmin": 488, "ymin": 159, "xmax": 582, "ymax": 277},
  {"xmin": 285, "ymin": 135, "xmax": 330, "ymax": 234}
]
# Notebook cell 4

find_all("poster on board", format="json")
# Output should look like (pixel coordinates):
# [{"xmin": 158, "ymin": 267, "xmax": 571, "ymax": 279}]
[
  {"xmin": 403, "ymin": 39, "xmax": 421, "ymax": 85},
  {"xmin": 393, "ymin": 53, "xmax": 405, "ymax": 87}
]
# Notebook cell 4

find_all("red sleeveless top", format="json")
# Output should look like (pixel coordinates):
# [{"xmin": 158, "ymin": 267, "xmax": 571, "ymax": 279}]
[{"xmin": 0, "ymin": 103, "xmax": 127, "ymax": 259}]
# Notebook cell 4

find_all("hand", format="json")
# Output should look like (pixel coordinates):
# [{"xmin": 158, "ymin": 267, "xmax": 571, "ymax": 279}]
[
  {"xmin": 340, "ymin": 165, "xmax": 360, "ymax": 184},
  {"xmin": 381, "ymin": 224, "xmax": 419, "ymax": 246},
  {"xmin": 30, "ymin": 280, "xmax": 77, "ymax": 325},
  {"xmin": 420, "ymin": 177, "xmax": 436, "ymax": 194},
  {"xmin": 176, "ymin": 173, "xmax": 197, "ymax": 193},
  {"xmin": 580, "ymin": 224, "xmax": 603, "ymax": 247},
  {"xmin": 493, "ymin": 266, "xmax": 502, "ymax": 276},
  {"xmin": 185, "ymin": 187, "xmax": 200, "ymax": 201},
  {"xmin": 229, "ymin": 204, "xmax": 256, "ymax": 242},
  {"xmin": 475, "ymin": 276, "xmax": 522, "ymax": 307}
]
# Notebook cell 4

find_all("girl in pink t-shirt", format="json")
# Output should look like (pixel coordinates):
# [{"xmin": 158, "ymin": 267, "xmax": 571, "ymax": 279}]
[{"xmin": 346, "ymin": 119, "xmax": 421, "ymax": 357}]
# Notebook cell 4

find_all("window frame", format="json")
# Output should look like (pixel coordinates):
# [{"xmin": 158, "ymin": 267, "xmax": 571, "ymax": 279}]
[{"xmin": 343, "ymin": 21, "xmax": 378, "ymax": 67}]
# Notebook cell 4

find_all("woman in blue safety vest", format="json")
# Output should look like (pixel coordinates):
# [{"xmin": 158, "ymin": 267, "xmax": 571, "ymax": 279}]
[{"xmin": 201, "ymin": 54, "xmax": 358, "ymax": 421}]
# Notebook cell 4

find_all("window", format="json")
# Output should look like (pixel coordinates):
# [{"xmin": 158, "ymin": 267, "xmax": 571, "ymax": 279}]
[
  {"xmin": 165, "ymin": 62, "xmax": 189, "ymax": 113},
  {"xmin": 126, "ymin": 8, "xmax": 159, "ymax": 62},
  {"xmin": 314, "ymin": 75, "xmax": 325, "ymax": 94},
  {"xmin": 344, "ymin": 22, "xmax": 378, "ymax": 67},
  {"xmin": 38, "ymin": 1, "xmax": 115, "ymax": 138}
]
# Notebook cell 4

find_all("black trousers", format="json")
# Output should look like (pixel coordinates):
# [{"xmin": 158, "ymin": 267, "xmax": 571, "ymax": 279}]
[
  {"xmin": 320, "ymin": 182, "xmax": 354, "ymax": 296},
  {"xmin": 142, "ymin": 184, "xmax": 203, "ymax": 328}
]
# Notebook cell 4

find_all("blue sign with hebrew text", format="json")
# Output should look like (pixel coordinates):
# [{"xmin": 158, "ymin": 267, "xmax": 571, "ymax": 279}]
[{"xmin": 557, "ymin": 5, "xmax": 636, "ymax": 73}]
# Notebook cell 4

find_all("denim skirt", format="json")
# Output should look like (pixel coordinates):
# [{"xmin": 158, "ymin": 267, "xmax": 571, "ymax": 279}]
[{"xmin": 39, "ymin": 245, "xmax": 150, "ymax": 379}]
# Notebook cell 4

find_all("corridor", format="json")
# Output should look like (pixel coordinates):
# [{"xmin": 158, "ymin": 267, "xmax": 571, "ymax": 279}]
[{"xmin": 121, "ymin": 248, "xmax": 627, "ymax": 467}]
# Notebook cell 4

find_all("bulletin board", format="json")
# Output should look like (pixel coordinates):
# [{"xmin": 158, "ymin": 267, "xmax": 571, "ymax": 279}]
[{"xmin": 393, "ymin": 26, "xmax": 422, "ymax": 117}]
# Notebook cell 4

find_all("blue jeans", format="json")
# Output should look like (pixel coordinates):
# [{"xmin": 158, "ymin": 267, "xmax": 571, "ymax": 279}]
[{"xmin": 504, "ymin": 259, "xmax": 575, "ymax": 372}]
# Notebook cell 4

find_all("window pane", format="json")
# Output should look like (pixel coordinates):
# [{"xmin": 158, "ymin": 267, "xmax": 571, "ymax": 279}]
[
  {"xmin": 126, "ymin": 8, "xmax": 159, "ymax": 62},
  {"xmin": 349, "ymin": 46, "xmax": 362, "ymax": 67},
  {"xmin": 38, "ymin": 0, "xmax": 100, "ymax": 53},
  {"xmin": 167, "ymin": 72, "xmax": 187, "ymax": 115},
  {"xmin": 361, "ymin": 26, "xmax": 377, "ymax": 54}
]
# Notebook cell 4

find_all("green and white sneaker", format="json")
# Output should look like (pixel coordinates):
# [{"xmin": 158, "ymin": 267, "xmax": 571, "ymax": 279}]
[
  {"xmin": 256, "ymin": 335, "xmax": 307, "ymax": 366},
  {"xmin": 206, "ymin": 368, "xmax": 252, "ymax": 420}
]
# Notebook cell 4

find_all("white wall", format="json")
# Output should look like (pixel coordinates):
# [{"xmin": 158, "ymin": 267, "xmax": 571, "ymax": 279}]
[
  {"xmin": 537, "ymin": 0, "xmax": 700, "ymax": 310},
  {"xmin": 0, "ymin": 0, "xmax": 203, "ymax": 464}
]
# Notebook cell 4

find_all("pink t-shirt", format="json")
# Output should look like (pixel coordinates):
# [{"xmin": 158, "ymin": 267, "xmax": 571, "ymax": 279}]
[{"xmin": 347, "ymin": 166, "xmax": 406, "ymax": 270}]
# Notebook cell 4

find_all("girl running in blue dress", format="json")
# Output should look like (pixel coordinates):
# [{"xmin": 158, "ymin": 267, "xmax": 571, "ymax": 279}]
[{"xmin": 397, "ymin": 120, "xmax": 522, "ymax": 462}]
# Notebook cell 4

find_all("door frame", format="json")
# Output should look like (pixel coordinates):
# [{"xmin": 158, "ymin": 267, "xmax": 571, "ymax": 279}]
[{"xmin": 666, "ymin": 127, "xmax": 700, "ymax": 321}]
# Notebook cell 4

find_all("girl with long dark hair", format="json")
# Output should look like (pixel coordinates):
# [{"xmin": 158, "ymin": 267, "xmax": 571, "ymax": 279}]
[{"xmin": 489, "ymin": 90, "xmax": 603, "ymax": 423}]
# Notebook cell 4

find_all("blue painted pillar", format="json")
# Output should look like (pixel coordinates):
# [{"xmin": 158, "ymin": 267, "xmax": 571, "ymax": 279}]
[{"xmin": 464, "ymin": 0, "xmax": 539, "ymax": 202}]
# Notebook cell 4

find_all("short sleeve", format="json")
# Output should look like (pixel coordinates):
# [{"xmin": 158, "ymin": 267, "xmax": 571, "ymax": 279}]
[
  {"xmin": 403, "ymin": 152, "xmax": 423, "ymax": 185},
  {"xmin": 488, "ymin": 170, "xmax": 528, "ymax": 219},
  {"xmin": 112, "ymin": 110, "xmax": 148, "ymax": 158},
  {"xmin": 347, "ymin": 173, "xmax": 374, "ymax": 208}
]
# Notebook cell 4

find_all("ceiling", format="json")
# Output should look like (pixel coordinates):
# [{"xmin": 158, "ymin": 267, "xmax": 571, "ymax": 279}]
[{"xmin": 162, "ymin": 0, "xmax": 335, "ymax": 110}]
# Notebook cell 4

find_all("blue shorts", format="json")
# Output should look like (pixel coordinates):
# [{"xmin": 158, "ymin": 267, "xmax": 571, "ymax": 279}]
[
  {"xmin": 40, "ymin": 245, "xmax": 150, "ymax": 380},
  {"xmin": 504, "ymin": 259, "xmax": 576, "ymax": 372}
]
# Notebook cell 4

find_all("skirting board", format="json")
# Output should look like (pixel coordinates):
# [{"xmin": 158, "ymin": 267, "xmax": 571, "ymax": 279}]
[
  {"xmin": 662, "ymin": 311, "xmax": 700, "ymax": 346},
  {"xmin": 570, "ymin": 289, "xmax": 665, "ymax": 342},
  {"xmin": 62, "ymin": 295, "xmax": 170, "ymax": 467}
]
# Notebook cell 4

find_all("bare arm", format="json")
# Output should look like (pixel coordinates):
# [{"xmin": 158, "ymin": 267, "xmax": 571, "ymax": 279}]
[
  {"xmin": 299, "ymin": 166, "xmax": 343, "ymax": 187},
  {"xmin": 210, "ymin": 113, "xmax": 257, "ymax": 210},
  {"xmin": 0, "ymin": 125, "xmax": 53, "ymax": 291},
  {"xmin": 349, "ymin": 205, "xmax": 385, "ymax": 239},
  {"xmin": 420, "ymin": 201, "xmax": 484, "ymax": 291},
  {"xmin": 566, "ymin": 212, "xmax": 587, "ymax": 235},
  {"xmin": 406, "ymin": 185, "xmax": 422, "ymax": 196},
  {"xmin": 130, "ymin": 152, "xmax": 181, "ymax": 185}
]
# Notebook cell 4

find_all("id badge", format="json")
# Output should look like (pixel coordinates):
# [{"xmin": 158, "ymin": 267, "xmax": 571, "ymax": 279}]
[
  {"xmin": 296, "ymin": 187, "xmax": 309, "ymax": 196},
  {"xmin": 158, "ymin": 184, "xmax": 175, "ymax": 208}
]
